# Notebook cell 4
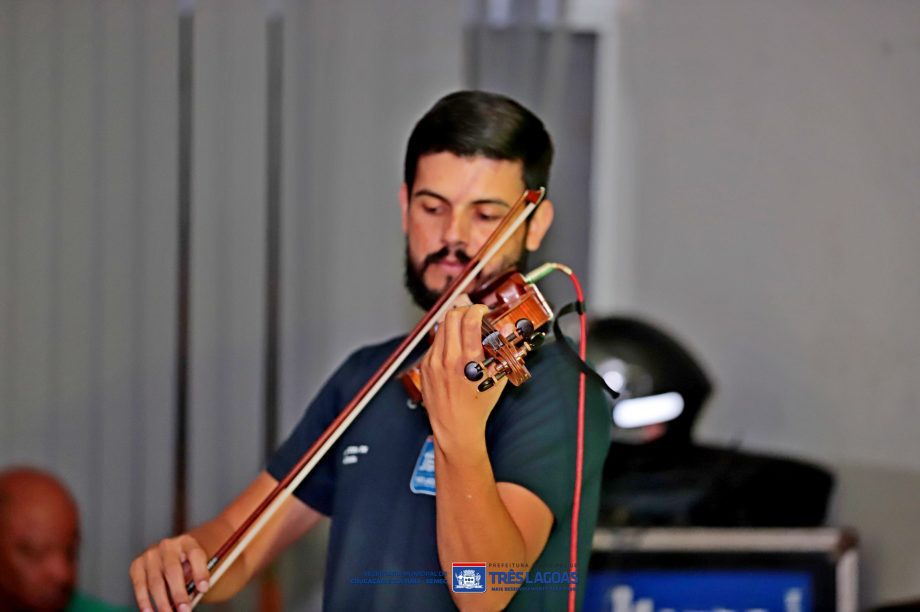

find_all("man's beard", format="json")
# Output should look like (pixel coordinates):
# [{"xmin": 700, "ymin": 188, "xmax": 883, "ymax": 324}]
[{"xmin": 403, "ymin": 241, "xmax": 529, "ymax": 311}]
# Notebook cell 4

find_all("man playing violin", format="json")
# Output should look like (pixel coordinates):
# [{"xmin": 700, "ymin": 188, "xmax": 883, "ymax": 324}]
[{"xmin": 130, "ymin": 91, "xmax": 610, "ymax": 611}]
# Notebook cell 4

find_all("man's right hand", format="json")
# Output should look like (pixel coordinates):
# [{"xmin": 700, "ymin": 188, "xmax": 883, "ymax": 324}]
[
  {"xmin": 129, "ymin": 534, "xmax": 211, "ymax": 612},
  {"xmin": 127, "ymin": 472, "xmax": 324, "ymax": 610}
]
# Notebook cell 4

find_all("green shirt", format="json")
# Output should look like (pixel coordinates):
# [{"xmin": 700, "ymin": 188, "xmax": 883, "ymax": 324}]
[{"xmin": 66, "ymin": 591, "xmax": 132, "ymax": 612}]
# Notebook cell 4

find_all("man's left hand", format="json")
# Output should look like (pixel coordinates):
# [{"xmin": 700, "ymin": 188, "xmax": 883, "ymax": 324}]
[{"xmin": 419, "ymin": 303, "xmax": 507, "ymax": 458}]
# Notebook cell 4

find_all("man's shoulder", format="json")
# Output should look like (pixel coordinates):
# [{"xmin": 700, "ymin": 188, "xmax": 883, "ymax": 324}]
[
  {"xmin": 497, "ymin": 336, "xmax": 613, "ymax": 440},
  {"xmin": 300, "ymin": 335, "xmax": 402, "ymax": 407},
  {"xmin": 521, "ymin": 337, "xmax": 600, "ymax": 392},
  {"xmin": 526, "ymin": 336, "xmax": 570, "ymax": 371},
  {"xmin": 341, "ymin": 334, "xmax": 407, "ymax": 374},
  {"xmin": 326, "ymin": 334, "xmax": 411, "ymax": 392}
]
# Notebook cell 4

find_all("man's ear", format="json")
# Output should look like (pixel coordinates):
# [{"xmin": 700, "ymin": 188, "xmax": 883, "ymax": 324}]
[
  {"xmin": 399, "ymin": 182, "xmax": 410, "ymax": 233},
  {"xmin": 525, "ymin": 198, "xmax": 554, "ymax": 252}
]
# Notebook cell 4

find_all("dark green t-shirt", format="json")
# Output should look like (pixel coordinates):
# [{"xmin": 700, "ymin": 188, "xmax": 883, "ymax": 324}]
[
  {"xmin": 268, "ymin": 336, "xmax": 611, "ymax": 611},
  {"xmin": 66, "ymin": 591, "xmax": 132, "ymax": 612}
]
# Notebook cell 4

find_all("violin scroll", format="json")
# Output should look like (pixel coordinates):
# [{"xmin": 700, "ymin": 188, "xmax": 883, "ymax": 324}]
[{"xmin": 400, "ymin": 269, "xmax": 554, "ymax": 404}]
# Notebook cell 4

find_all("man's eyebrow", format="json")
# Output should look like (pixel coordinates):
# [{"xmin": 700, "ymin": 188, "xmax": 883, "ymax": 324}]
[
  {"xmin": 471, "ymin": 198, "xmax": 511, "ymax": 209},
  {"xmin": 412, "ymin": 189, "xmax": 511, "ymax": 209},
  {"xmin": 412, "ymin": 188, "xmax": 450, "ymax": 204}
]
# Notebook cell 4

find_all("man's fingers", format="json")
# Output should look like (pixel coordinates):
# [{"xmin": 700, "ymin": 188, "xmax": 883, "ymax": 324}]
[
  {"xmin": 433, "ymin": 292, "xmax": 471, "ymax": 327},
  {"xmin": 129, "ymin": 535, "xmax": 209, "ymax": 611},
  {"xmin": 163, "ymin": 560, "xmax": 191, "ymax": 608},
  {"xmin": 129, "ymin": 559, "xmax": 155, "ymax": 612},
  {"xmin": 441, "ymin": 308, "xmax": 464, "ymax": 363},
  {"xmin": 460, "ymin": 305, "xmax": 488, "ymax": 363},
  {"xmin": 143, "ymin": 549, "xmax": 173, "ymax": 612},
  {"xmin": 450, "ymin": 292, "xmax": 473, "ymax": 308},
  {"xmin": 159, "ymin": 540, "xmax": 191, "ymax": 607},
  {"xmin": 424, "ymin": 320, "xmax": 444, "ymax": 370},
  {"xmin": 183, "ymin": 540, "xmax": 211, "ymax": 594}
]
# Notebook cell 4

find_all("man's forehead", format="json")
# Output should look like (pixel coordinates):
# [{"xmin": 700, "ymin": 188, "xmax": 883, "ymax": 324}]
[
  {"xmin": 411, "ymin": 153, "xmax": 526, "ymax": 204},
  {"xmin": 6, "ymin": 521, "xmax": 78, "ymax": 554},
  {"xmin": 4, "ymin": 497, "xmax": 78, "ymax": 537}
]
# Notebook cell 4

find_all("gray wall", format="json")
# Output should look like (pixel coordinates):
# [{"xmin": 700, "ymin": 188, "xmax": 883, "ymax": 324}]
[
  {"xmin": 620, "ymin": 1, "xmax": 920, "ymax": 604},
  {"xmin": 0, "ymin": 0, "xmax": 462, "ymax": 607},
  {"xmin": 1, "ymin": 0, "xmax": 179, "ymax": 601}
]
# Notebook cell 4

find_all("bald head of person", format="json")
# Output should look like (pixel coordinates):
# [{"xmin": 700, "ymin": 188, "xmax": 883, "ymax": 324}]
[{"xmin": 0, "ymin": 467, "xmax": 79, "ymax": 611}]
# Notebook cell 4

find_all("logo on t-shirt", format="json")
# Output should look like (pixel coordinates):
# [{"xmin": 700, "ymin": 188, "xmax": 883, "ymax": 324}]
[
  {"xmin": 342, "ymin": 444, "xmax": 369, "ymax": 465},
  {"xmin": 409, "ymin": 436, "xmax": 436, "ymax": 495},
  {"xmin": 452, "ymin": 563, "xmax": 487, "ymax": 593}
]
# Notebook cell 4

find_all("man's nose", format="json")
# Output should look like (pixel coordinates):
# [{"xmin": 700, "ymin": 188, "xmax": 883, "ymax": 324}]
[
  {"xmin": 45, "ymin": 552, "xmax": 75, "ymax": 585},
  {"xmin": 442, "ymin": 210, "xmax": 470, "ymax": 247}
]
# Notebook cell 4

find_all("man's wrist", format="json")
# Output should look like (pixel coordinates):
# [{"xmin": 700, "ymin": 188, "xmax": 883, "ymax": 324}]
[{"xmin": 432, "ymin": 433, "xmax": 489, "ymax": 469}]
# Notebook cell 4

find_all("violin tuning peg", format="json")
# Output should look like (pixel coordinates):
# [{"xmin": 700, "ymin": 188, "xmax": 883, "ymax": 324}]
[
  {"xmin": 478, "ymin": 378, "xmax": 495, "ymax": 392},
  {"xmin": 464, "ymin": 361, "xmax": 485, "ymax": 382},
  {"xmin": 515, "ymin": 318, "xmax": 535, "ymax": 340},
  {"xmin": 529, "ymin": 331, "xmax": 546, "ymax": 350},
  {"xmin": 483, "ymin": 330, "xmax": 504, "ymax": 351}
]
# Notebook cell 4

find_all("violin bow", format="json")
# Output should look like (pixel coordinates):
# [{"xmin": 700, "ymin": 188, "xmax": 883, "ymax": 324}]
[{"xmin": 189, "ymin": 187, "xmax": 546, "ymax": 607}]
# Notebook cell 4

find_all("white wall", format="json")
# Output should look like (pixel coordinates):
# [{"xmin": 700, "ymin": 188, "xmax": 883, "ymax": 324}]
[{"xmin": 617, "ymin": 1, "xmax": 920, "ymax": 605}]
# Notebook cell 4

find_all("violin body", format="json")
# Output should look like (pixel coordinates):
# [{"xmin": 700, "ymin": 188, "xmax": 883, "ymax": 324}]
[{"xmin": 400, "ymin": 269, "xmax": 554, "ymax": 404}]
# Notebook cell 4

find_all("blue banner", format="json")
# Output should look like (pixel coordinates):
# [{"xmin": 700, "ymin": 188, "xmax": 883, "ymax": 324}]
[{"xmin": 584, "ymin": 570, "xmax": 812, "ymax": 612}]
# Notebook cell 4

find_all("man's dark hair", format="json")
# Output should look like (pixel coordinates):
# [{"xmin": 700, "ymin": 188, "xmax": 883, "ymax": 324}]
[{"xmin": 404, "ymin": 91, "xmax": 554, "ymax": 192}]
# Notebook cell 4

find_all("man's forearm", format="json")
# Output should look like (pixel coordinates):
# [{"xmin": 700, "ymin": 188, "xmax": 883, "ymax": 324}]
[
  {"xmin": 188, "ymin": 517, "xmax": 253, "ymax": 602},
  {"xmin": 434, "ymin": 440, "xmax": 528, "ymax": 611}
]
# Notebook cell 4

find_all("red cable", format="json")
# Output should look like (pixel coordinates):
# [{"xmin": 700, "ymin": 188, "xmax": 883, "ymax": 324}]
[{"xmin": 563, "ymin": 270, "xmax": 588, "ymax": 612}]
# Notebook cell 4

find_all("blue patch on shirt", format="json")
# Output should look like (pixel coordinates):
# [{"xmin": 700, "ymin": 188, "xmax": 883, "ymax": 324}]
[{"xmin": 409, "ymin": 435, "xmax": 436, "ymax": 496}]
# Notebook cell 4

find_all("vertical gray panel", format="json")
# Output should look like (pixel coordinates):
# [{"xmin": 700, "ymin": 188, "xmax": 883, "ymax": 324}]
[
  {"xmin": 280, "ymin": 0, "xmax": 333, "ymax": 434},
  {"xmin": 189, "ymin": 0, "xmax": 266, "ymax": 530},
  {"xmin": 277, "ymin": 1, "xmax": 465, "ymax": 609},
  {"xmin": 13, "ymin": 0, "xmax": 54, "ymax": 465},
  {"xmin": 279, "ymin": 5, "xmax": 332, "ymax": 606},
  {"xmin": 126, "ymin": 0, "xmax": 150, "ymax": 556},
  {"xmin": 84, "ymin": 0, "xmax": 107, "ymax": 589},
  {"xmin": 468, "ymin": 26, "xmax": 597, "ymax": 307},
  {"xmin": 43, "ymin": 2, "xmax": 95, "ymax": 596},
  {"xmin": 137, "ymin": 0, "xmax": 179, "ymax": 571},
  {"xmin": 279, "ymin": 0, "xmax": 464, "ymax": 443},
  {"xmin": 48, "ymin": 0, "xmax": 141, "ymax": 597},
  {"xmin": 188, "ymin": 0, "xmax": 226, "ymax": 523},
  {"xmin": 174, "ymin": 0, "xmax": 193, "ymax": 537},
  {"xmin": 53, "ymin": 0, "xmax": 98, "ymax": 595},
  {"xmin": 99, "ymin": 0, "xmax": 130, "ymax": 592},
  {"xmin": 0, "ymin": 0, "xmax": 177, "ymax": 604},
  {"xmin": 219, "ymin": 0, "xmax": 268, "ymax": 510},
  {"xmin": 462, "ymin": 0, "xmax": 486, "ymax": 88},
  {"xmin": 96, "ymin": 0, "xmax": 142, "ymax": 600},
  {"xmin": 46, "ymin": 2, "xmax": 64, "ymax": 462},
  {"xmin": 264, "ymin": 13, "xmax": 284, "ymax": 458},
  {"xmin": 187, "ymin": 3, "xmax": 268, "ymax": 608},
  {"xmin": 0, "ymin": 1, "xmax": 17, "ymax": 456}
]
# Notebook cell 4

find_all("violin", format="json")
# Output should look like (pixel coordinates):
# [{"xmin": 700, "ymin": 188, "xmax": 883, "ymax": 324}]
[{"xmin": 399, "ymin": 269, "xmax": 554, "ymax": 404}]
